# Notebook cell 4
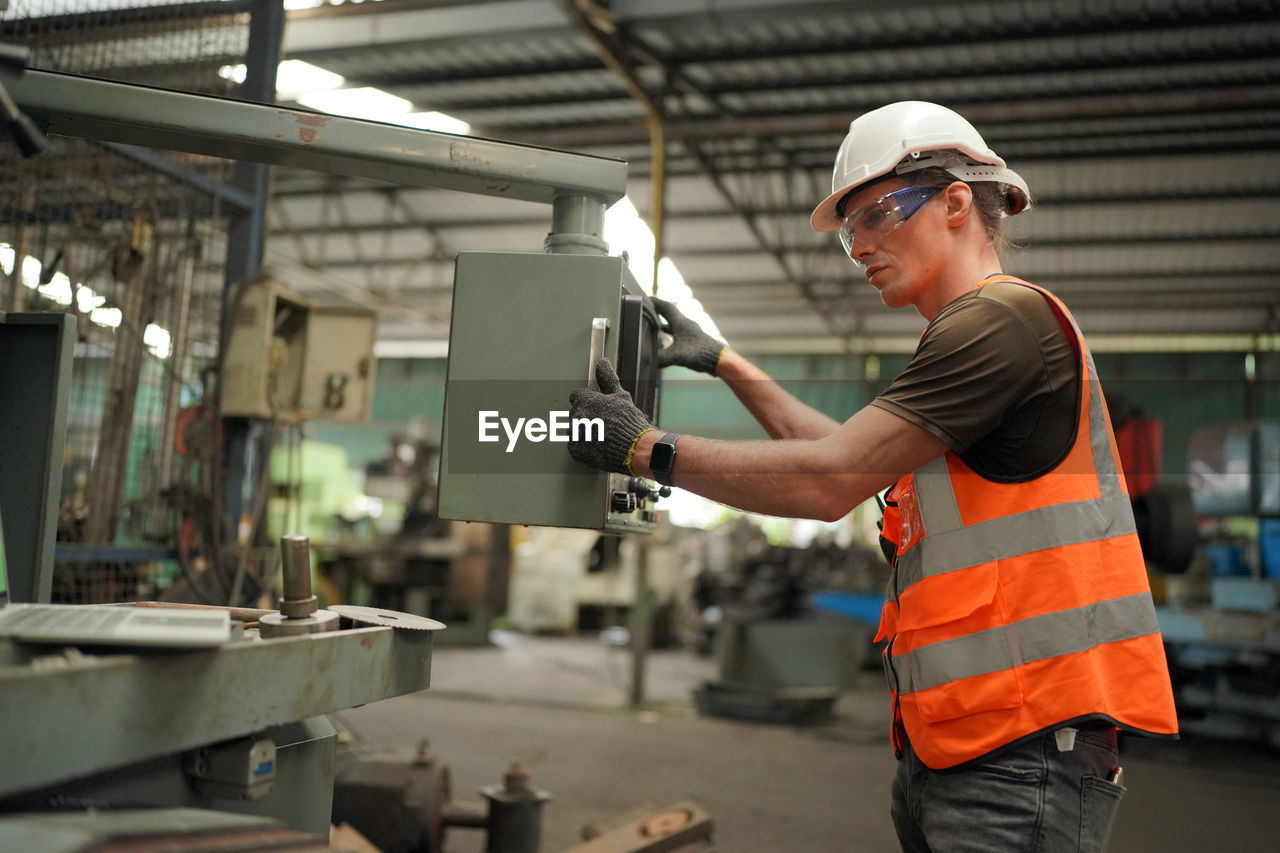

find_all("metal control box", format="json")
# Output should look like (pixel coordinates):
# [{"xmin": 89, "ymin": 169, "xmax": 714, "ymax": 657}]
[
  {"xmin": 222, "ymin": 275, "xmax": 376, "ymax": 423},
  {"xmin": 438, "ymin": 252, "xmax": 661, "ymax": 532}
]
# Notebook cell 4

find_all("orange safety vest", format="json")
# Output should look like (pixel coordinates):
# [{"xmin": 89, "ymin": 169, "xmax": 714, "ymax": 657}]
[{"xmin": 874, "ymin": 277, "xmax": 1179, "ymax": 770}]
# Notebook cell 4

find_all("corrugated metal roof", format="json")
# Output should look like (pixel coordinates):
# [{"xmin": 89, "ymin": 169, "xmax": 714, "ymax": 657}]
[{"xmin": 234, "ymin": 0, "xmax": 1280, "ymax": 350}]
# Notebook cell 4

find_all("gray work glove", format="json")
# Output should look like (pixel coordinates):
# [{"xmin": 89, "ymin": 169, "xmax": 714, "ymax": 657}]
[
  {"xmin": 653, "ymin": 298, "xmax": 726, "ymax": 375},
  {"xmin": 568, "ymin": 358, "xmax": 657, "ymax": 476}
]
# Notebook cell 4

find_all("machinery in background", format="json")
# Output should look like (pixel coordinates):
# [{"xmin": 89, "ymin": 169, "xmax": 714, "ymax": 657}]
[
  {"xmin": 504, "ymin": 525, "xmax": 684, "ymax": 639},
  {"xmin": 221, "ymin": 272, "xmax": 377, "ymax": 424},
  {"xmin": 40, "ymin": 267, "xmax": 379, "ymax": 610},
  {"xmin": 324, "ymin": 430, "xmax": 498, "ymax": 646},
  {"xmin": 1156, "ymin": 420, "xmax": 1280, "ymax": 747},
  {"xmin": 332, "ymin": 739, "xmax": 552, "ymax": 853},
  {"xmin": 1109, "ymin": 400, "xmax": 1199, "ymax": 575},
  {"xmin": 689, "ymin": 522, "xmax": 882, "ymax": 725},
  {"xmin": 363, "ymin": 428, "xmax": 451, "ymax": 542},
  {"xmin": 331, "ymin": 734, "xmax": 715, "ymax": 853},
  {"xmin": 0, "ymin": 312, "xmax": 73, "ymax": 605},
  {"xmin": 0, "ymin": 534, "xmax": 443, "ymax": 847}
]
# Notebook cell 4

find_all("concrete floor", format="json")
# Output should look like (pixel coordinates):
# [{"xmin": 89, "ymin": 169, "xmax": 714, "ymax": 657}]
[{"xmin": 342, "ymin": 633, "xmax": 1280, "ymax": 852}]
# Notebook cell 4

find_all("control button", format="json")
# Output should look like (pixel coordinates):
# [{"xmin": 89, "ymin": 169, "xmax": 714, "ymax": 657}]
[{"xmin": 611, "ymin": 491, "xmax": 637, "ymax": 513}]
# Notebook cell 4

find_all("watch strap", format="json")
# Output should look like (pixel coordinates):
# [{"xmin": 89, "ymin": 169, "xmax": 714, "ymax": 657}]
[{"xmin": 652, "ymin": 432, "xmax": 681, "ymax": 486}]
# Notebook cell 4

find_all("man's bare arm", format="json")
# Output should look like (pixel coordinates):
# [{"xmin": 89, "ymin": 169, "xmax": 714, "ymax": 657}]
[
  {"xmin": 716, "ymin": 349, "xmax": 843, "ymax": 440},
  {"xmin": 632, "ymin": 404, "xmax": 948, "ymax": 521}
]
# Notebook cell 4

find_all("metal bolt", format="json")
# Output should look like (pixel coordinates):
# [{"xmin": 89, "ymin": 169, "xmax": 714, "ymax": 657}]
[
  {"xmin": 503, "ymin": 761, "xmax": 530, "ymax": 793},
  {"xmin": 278, "ymin": 534, "xmax": 317, "ymax": 619}
]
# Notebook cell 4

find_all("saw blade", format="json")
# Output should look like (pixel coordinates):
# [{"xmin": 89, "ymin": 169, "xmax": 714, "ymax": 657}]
[{"xmin": 330, "ymin": 605, "xmax": 446, "ymax": 631}]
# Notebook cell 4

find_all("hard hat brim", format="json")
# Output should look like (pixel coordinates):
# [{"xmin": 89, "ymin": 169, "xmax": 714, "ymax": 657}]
[
  {"xmin": 811, "ymin": 182, "xmax": 866, "ymax": 232},
  {"xmin": 810, "ymin": 159, "xmax": 1031, "ymax": 232}
]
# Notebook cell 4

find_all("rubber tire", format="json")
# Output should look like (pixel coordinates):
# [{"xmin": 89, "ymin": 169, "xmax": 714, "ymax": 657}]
[{"xmin": 1133, "ymin": 482, "xmax": 1198, "ymax": 575}]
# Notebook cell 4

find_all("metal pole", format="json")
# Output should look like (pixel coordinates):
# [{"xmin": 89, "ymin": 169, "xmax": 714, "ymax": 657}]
[
  {"xmin": 5, "ymin": 182, "xmax": 32, "ymax": 311},
  {"xmin": 220, "ymin": 0, "xmax": 283, "ymax": 604},
  {"xmin": 543, "ymin": 193, "xmax": 608, "ymax": 256},
  {"xmin": 151, "ymin": 235, "xmax": 198, "ymax": 539},
  {"xmin": 629, "ymin": 540, "xmax": 651, "ymax": 708},
  {"xmin": 555, "ymin": 1, "xmax": 669, "ymax": 710}
]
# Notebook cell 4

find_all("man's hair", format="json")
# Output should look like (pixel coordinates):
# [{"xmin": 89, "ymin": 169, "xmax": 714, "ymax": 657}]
[{"xmin": 906, "ymin": 167, "xmax": 1021, "ymax": 256}]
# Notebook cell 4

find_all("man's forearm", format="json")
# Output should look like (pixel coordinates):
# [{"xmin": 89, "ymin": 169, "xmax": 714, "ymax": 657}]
[
  {"xmin": 630, "ymin": 429, "xmax": 888, "ymax": 522},
  {"xmin": 716, "ymin": 349, "xmax": 843, "ymax": 440}
]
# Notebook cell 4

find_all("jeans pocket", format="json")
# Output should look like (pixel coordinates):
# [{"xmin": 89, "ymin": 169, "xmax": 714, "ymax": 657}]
[
  {"xmin": 1079, "ymin": 776, "xmax": 1125, "ymax": 852},
  {"xmin": 972, "ymin": 762, "xmax": 1045, "ymax": 784}
]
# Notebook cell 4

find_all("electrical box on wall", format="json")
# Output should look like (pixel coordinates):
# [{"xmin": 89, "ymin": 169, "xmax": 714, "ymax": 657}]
[
  {"xmin": 297, "ymin": 307, "xmax": 377, "ymax": 423},
  {"xmin": 221, "ymin": 274, "xmax": 377, "ymax": 423},
  {"xmin": 438, "ymin": 251, "xmax": 663, "ymax": 533}
]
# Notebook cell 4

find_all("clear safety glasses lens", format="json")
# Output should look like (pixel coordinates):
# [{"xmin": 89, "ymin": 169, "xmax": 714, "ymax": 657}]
[{"xmin": 837, "ymin": 186, "xmax": 942, "ymax": 263}]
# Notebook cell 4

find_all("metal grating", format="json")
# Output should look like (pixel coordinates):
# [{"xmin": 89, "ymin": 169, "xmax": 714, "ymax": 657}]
[{"xmin": 1, "ymin": 0, "xmax": 250, "ymax": 603}]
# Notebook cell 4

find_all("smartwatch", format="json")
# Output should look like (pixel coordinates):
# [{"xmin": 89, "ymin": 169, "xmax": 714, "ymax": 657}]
[{"xmin": 649, "ymin": 432, "xmax": 681, "ymax": 487}]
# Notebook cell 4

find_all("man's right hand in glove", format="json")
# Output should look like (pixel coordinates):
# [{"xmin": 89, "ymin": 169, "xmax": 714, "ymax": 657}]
[{"xmin": 653, "ymin": 298, "xmax": 726, "ymax": 376}]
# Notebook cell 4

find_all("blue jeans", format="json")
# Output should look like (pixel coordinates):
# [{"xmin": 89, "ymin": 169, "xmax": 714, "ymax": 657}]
[{"xmin": 891, "ymin": 727, "xmax": 1125, "ymax": 853}]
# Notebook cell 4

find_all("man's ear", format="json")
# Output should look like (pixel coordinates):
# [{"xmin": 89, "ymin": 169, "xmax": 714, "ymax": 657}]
[{"xmin": 943, "ymin": 181, "xmax": 974, "ymax": 227}]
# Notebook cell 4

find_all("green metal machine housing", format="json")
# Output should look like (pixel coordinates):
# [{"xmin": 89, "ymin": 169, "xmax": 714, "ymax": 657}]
[{"xmin": 438, "ymin": 252, "xmax": 662, "ymax": 533}]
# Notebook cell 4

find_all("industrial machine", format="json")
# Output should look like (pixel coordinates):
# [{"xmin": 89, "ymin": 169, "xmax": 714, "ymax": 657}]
[
  {"xmin": 0, "ymin": 527, "xmax": 443, "ymax": 847},
  {"xmin": 0, "ymin": 311, "xmax": 440, "ymax": 846},
  {"xmin": 1156, "ymin": 419, "xmax": 1280, "ymax": 746},
  {"xmin": 0, "ymin": 57, "xmax": 706, "ymax": 850},
  {"xmin": 438, "ymin": 251, "xmax": 665, "ymax": 534},
  {"xmin": 0, "ymin": 312, "xmax": 73, "ymax": 605},
  {"xmin": 221, "ymin": 272, "xmax": 377, "ymax": 423}
]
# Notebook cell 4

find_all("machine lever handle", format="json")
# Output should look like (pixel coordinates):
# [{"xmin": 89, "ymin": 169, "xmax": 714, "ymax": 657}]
[{"xmin": 586, "ymin": 317, "xmax": 609, "ymax": 390}]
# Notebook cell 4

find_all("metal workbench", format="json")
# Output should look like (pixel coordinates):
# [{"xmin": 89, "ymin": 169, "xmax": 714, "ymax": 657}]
[{"xmin": 0, "ymin": 622, "xmax": 435, "ymax": 836}]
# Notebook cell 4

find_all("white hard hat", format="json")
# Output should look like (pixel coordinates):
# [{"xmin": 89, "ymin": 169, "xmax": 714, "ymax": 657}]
[{"xmin": 810, "ymin": 101, "xmax": 1031, "ymax": 232}]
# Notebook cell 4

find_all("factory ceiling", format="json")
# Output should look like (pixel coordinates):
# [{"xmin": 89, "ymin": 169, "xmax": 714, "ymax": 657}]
[{"xmin": 11, "ymin": 0, "xmax": 1280, "ymax": 355}]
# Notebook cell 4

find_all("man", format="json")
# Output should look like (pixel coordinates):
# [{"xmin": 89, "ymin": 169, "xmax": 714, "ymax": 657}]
[{"xmin": 568, "ymin": 101, "xmax": 1177, "ymax": 852}]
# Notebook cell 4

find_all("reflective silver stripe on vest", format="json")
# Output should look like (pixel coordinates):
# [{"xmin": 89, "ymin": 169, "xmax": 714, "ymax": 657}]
[
  {"xmin": 915, "ymin": 455, "xmax": 963, "ymax": 535},
  {"xmin": 893, "ymin": 592, "xmax": 1159, "ymax": 695},
  {"xmin": 892, "ymin": 325, "xmax": 1136, "ymax": 592},
  {"xmin": 1085, "ymin": 353, "xmax": 1123, "ymax": 499},
  {"xmin": 894, "ymin": 493, "xmax": 1137, "ymax": 589}
]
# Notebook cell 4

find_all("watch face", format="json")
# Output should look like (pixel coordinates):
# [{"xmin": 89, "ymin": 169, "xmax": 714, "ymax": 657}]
[{"xmin": 651, "ymin": 441, "xmax": 676, "ymax": 473}]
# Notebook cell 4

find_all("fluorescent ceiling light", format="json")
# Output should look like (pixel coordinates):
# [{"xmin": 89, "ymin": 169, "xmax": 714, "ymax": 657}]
[
  {"xmin": 77, "ymin": 287, "xmax": 106, "ymax": 314},
  {"xmin": 145, "ymin": 324, "xmax": 173, "ymax": 359},
  {"xmin": 399, "ymin": 111, "xmax": 471, "ymax": 135},
  {"xmin": 217, "ymin": 64, "xmax": 247, "ymax": 84},
  {"xmin": 280, "ymin": 0, "xmax": 391, "ymax": 7},
  {"xmin": 37, "ymin": 271, "xmax": 74, "ymax": 306},
  {"xmin": 219, "ymin": 60, "xmax": 345, "ymax": 99},
  {"xmin": 90, "ymin": 307, "xmax": 122, "ymax": 329},
  {"xmin": 1, "ymin": 242, "xmax": 169, "ymax": 342},
  {"xmin": 604, "ymin": 198, "xmax": 724, "ymax": 342},
  {"xmin": 20, "ymin": 256, "xmax": 42, "ymax": 289},
  {"xmin": 296, "ymin": 87, "xmax": 412, "ymax": 121},
  {"xmin": 276, "ymin": 60, "xmax": 345, "ymax": 98}
]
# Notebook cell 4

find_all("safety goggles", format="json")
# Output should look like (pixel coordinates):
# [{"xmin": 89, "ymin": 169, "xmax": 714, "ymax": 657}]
[{"xmin": 837, "ymin": 185, "xmax": 942, "ymax": 261}]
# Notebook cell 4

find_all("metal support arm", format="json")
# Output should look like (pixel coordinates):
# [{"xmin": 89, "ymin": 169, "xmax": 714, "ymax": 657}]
[{"xmin": 4, "ymin": 69, "xmax": 628, "ymax": 206}]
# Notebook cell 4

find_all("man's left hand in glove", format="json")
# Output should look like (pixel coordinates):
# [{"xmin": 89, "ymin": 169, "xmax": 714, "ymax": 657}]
[{"xmin": 568, "ymin": 358, "xmax": 657, "ymax": 476}]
